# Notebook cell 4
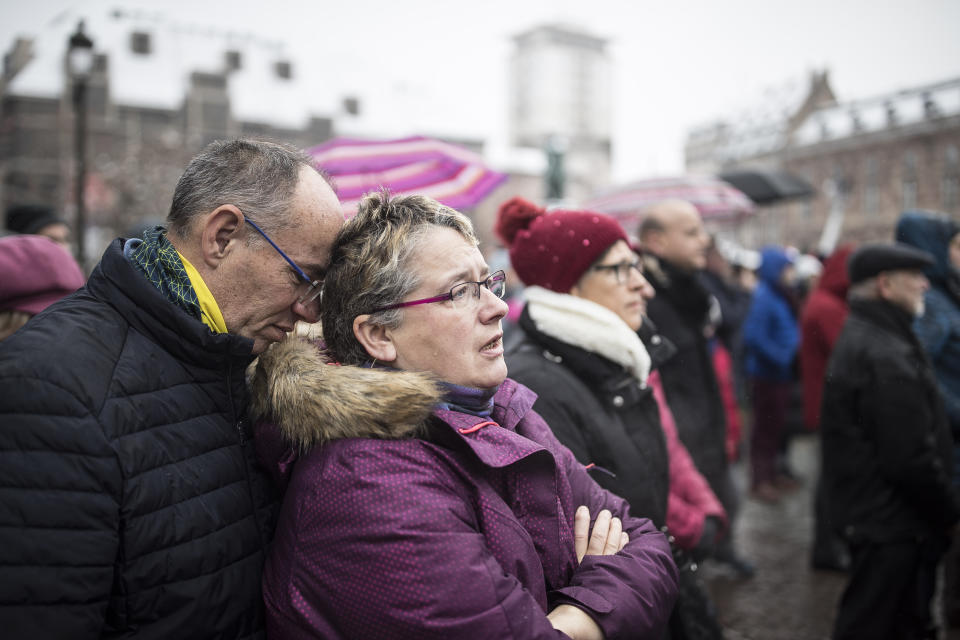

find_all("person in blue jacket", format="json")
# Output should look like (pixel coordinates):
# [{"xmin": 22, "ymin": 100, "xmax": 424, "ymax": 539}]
[
  {"xmin": 742, "ymin": 246, "xmax": 798, "ymax": 502},
  {"xmin": 896, "ymin": 210, "xmax": 960, "ymax": 628}
]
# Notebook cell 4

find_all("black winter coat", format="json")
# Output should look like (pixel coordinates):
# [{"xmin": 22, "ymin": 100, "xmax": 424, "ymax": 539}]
[
  {"xmin": 506, "ymin": 307, "xmax": 670, "ymax": 526},
  {"xmin": 821, "ymin": 298, "xmax": 960, "ymax": 544},
  {"xmin": 642, "ymin": 255, "xmax": 730, "ymax": 508},
  {"xmin": 0, "ymin": 240, "xmax": 278, "ymax": 639}
]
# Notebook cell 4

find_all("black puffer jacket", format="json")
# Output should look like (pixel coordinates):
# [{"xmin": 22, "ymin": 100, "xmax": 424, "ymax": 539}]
[
  {"xmin": 507, "ymin": 307, "xmax": 669, "ymax": 526},
  {"xmin": 642, "ymin": 254, "xmax": 729, "ymax": 508},
  {"xmin": 821, "ymin": 298, "xmax": 960, "ymax": 544},
  {"xmin": 0, "ymin": 240, "xmax": 278, "ymax": 639}
]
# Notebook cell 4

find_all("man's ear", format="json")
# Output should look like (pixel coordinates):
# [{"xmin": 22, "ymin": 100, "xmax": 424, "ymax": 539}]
[
  {"xmin": 353, "ymin": 314, "xmax": 398, "ymax": 363},
  {"xmin": 199, "ymin": 205, "xmax": 244, "ymax": 269},
  {"xmin": 875, "ymin": 272, "xmax": 894, "ymax": 301},
  {"xmin": 640, "ymin": 229, "xmax": 663, "ymax": 255}
]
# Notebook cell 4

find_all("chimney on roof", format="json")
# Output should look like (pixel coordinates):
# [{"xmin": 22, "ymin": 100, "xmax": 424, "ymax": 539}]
[
  {"xmin": 850, "ymin": 109, "xmax": 863, "ymax": 132},
  {"xmin": 885, "ymin": 101, "xmax": 897, "ymax": 126},
  {"xmin": 225, "ymin": 50, "xmax": 242, "ymax": 72},
  {"xmin": 130, "ymin": 31, "xmax": 152, "ymax": 55},
  {"xmin": 923, "ymin": 92, "xmax": 939, "ymax": 119},
  {"xmin": 274, "ymin": 60, "xmax": 292, "ymax": 80}
]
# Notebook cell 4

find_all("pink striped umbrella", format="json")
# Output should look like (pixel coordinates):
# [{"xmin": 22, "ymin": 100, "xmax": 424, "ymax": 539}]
[
  {"xmin": 306, "ymin": 136, "xmax": 508, "ymax": 217},
  {"xmin": 583, "ymin": 175, "xmax": 755, "ymax": 236}
]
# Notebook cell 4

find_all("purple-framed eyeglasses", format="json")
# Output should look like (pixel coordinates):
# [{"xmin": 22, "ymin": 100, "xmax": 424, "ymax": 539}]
[
  {"xmin": 370, "ymin": 270, "xmax": 507, "ymax": 313},
  {"xmin": 246, "ymin": 219, "xmax": 323, "ymax": 305}
]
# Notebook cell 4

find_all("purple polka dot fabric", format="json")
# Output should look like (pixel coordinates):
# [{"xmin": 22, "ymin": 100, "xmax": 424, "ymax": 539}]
[{"xmin": 261, "ymin": 379, "xmax": 678, "ymax": 639}]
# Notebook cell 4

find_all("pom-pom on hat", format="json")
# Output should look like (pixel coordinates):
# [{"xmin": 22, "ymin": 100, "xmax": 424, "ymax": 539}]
[{"xmin": 495, "ymin": 196, "xmax": 629, "ymax": 293}]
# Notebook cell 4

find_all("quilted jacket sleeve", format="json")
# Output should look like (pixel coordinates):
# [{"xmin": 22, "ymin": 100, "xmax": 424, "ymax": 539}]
[{"xmin": 0, "ymin": 373, "xmax": 120, "ymax": 640}]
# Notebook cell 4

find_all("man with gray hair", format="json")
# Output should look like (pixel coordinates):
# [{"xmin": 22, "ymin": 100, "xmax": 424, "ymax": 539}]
[
  {"xmin": 821, "ymin": 242, "xmax": 960, "ymax": 640},
  {"xmin": 0, "ymin": 139, "xmax": 343, "ymax": 638}
]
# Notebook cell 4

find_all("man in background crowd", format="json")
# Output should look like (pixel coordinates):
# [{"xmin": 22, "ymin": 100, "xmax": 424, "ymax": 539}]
[
  {"xmin": 5, "ymin": 203, "xmax": 72, "ymax": 250},
  {"xmin": 821, "ymin": 243, "xmax": 960, "ymax": 640},
  {"xmin": 639, "ymin": 199, "xmax": 754, "ymax": 577}
]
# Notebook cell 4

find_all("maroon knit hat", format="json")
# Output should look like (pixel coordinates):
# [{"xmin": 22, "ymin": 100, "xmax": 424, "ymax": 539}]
[
  {"xmin": 0, "ymin": 235, "xmax": 85, "ymax": 315},
  {"xmin": 495, "ymin": 197, "xmax": 629, "ymax": 293}
]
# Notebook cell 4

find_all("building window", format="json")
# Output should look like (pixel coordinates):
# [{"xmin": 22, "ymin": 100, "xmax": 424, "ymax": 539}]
[
  {"xmin": 225, "ymin": 50, "xmax": 242, "ymax": 71},
  {"xmin": 864, "ymin": 156, "xmax": 879, "ymax": 217},
  {"xmin": 274, "ymin": 61, "xmax": 292, "ymax": 80},
  {"xmin": 944, "ymin": 146, "xmax": 959, "ymax": 212},
  {"xmin": 130, "ymin": 31, "xmax": 151, "ymax": 55},
  {"xmin": 902, "ymin": 151, "xmax": 918, "ymax": 210}
]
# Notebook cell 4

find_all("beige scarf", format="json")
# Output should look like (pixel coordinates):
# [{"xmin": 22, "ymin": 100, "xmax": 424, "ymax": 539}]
[{"xmin": 524, "ymin": 285, "xmax": 651, "ymax": 384}]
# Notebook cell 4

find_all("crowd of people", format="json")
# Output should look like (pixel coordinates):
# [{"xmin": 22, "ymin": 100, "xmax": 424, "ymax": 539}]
[{"xmin": 0, "ymin": 137, "xmax": 958, "ymax": 640}]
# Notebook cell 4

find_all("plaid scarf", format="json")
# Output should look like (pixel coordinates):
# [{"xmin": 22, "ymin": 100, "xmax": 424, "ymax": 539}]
[{"xmin": 128, "ymin": 226, "xmax": 203, "ymax": 323}]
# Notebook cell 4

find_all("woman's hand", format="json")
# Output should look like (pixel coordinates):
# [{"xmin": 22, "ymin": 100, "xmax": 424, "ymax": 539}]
[
  {"xmin": 548, "ymin": 507, "xmax": 627, "ymax": 638},
  {"xmin": 574, "ymin": 506, "xmax": 629, "ymax": 563},
  {"xmin": 547, "ymin": 604, "xmax": 604, "ymax": 640}
]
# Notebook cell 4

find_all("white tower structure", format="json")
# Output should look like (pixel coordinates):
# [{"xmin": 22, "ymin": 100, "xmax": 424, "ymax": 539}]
[{"xmin": 509, "ymin": 24, "xmax": 612, "ymax": 201}]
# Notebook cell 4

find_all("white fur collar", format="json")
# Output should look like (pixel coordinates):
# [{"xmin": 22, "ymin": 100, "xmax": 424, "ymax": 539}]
[{"xmin": 524, "ymin": 286, "xmax": 651, "ymax": 383}]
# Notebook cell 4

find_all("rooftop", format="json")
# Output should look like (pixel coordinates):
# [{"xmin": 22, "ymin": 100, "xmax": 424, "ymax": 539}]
[
  {"xmin": 792, "ymin": 76, "xmax": 960, "ymax": 146},
  {"xmin": 4, "ymin": 7, "xmax": 334, "ymax": 129}
]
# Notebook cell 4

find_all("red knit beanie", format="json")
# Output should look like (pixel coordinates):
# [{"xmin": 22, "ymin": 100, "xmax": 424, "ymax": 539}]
[{"xmin": 495, "ymin": 197, "xmax": 629, "ymax": 293}]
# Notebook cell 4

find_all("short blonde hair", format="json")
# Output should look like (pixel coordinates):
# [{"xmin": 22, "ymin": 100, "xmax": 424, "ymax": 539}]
[{"xmin": 320, "ymin": 191, "xmax": 477, "ymax": 365}]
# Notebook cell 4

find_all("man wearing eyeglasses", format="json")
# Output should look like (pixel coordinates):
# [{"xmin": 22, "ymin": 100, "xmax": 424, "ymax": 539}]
[{"xmin": 0, "ymin": 139, "xmax": 343, "ymax": 639}]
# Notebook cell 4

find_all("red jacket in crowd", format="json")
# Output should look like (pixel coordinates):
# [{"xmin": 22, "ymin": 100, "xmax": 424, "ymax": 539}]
[{"xmin": 800, "ymin": 244, "xmax": 855, "ymax": 431}]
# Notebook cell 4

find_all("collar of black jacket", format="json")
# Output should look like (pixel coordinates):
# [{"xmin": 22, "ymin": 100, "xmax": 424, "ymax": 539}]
[
  {"xmin": 515, "ymin": 305, "xmax": 647, "ymax": 404},
  {"xmin": 637, "ymin": 316, "xmax": 678, "ymax": 372},
  {"xmin": 848, "ymin": 297, "xmax": 918, "ymax": 341},
  {"xmin": 642, "ymin": 253, "xmax": 712, "ymax": 324},
  {"xmin": 86, "ymin": 239, "xmax": 257, "ymax": 367}
]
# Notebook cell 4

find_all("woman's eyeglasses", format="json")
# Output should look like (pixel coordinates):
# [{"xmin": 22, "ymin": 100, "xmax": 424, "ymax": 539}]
[
  {"xmin": 246, "ymin": 219, "xmax": 323, "ymax": 305},
  {"xmin": 370, "ymin": 270, "xmax": 507, "ymax": 313},
  {"xmin": 591, "ymin": 260, "xmax": 643, "ymax": 285}
]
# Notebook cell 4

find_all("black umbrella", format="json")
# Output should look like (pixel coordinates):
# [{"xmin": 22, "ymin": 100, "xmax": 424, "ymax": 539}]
[{"xmin": 718, "ymin": 168, "xmax": 815, "ymax": 205}]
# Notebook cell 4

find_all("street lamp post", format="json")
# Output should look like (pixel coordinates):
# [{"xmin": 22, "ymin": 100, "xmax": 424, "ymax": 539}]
[{"xmin": 67, "ymin": 21, "xmax": 94, "ymax": 267}]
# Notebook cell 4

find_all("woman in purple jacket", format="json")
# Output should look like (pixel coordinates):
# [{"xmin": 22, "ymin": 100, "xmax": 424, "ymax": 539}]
[{"xmin": 249, "ymin": 191, "xmax": 678, "ymax": 639}]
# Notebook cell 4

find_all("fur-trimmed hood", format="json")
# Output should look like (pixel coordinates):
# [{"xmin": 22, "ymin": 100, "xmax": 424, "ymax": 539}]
[{"xmin": 249, "ymin": 337, "xmax": 442, "ymax": 451}]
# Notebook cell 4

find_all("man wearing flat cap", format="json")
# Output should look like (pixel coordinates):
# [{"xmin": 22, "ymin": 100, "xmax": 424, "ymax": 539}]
[{"xmin": 821, "ymin": 242, "xmax": 960, "ymax": 639}]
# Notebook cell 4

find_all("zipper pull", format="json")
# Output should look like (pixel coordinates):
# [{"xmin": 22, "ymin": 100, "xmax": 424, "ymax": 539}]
[{"xmin": 236, "ymin": 419, "xmax": 248, "ymax": 446}]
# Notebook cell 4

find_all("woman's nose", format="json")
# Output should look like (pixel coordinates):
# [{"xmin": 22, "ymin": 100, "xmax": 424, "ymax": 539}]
[{"xmin": 480, "ymin": 286, "xmax": 509, "ymax": 320}]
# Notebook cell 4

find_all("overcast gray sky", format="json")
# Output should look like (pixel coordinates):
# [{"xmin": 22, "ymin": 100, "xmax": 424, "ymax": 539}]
[{"xmin": 3, "ymin": 0, "xmax": 959, "ymax": 180}]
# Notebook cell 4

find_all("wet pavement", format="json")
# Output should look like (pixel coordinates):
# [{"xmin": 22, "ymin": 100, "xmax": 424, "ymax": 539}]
[
  {"xmin": 699, "ymin": 433, "xmax": 848, "ymax": 640},
  {"xmin": 699, "ymin": 432, "xmax": 960, "ymax": 639}
]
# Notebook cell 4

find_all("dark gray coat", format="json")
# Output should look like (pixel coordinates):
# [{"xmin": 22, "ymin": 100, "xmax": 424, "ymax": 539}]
[
  {"xmin": 821, "ymin": 298, "xmax": 960, "ymax": 543},
  {"xmin": 643, "ymin": 255, "xmax": 730, "ymax": 509}
]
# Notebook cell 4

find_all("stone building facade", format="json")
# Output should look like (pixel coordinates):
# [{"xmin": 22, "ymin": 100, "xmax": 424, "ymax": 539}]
[
  {"xmin": 1, "ymin": 8, "xmax": 335, "ymax": 265},
  {"xmin": 685, "ymin": 72, "xmax": 960, "ymax": 250}
]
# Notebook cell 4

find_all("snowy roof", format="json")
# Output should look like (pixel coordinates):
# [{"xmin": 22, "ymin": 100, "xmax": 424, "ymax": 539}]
[
  {"xmin": 5, "ymin": 7, "xmax": 331, "ymax": 129},
  {"xmin": 793, "ymin": 77, "xmax": 960, "ymax": 147}
]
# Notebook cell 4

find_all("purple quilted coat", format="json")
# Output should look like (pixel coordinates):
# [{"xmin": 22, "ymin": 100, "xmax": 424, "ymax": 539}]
[{"xmin": 250, "ymin": 338, "xmax": 678, "ymax": 639}]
